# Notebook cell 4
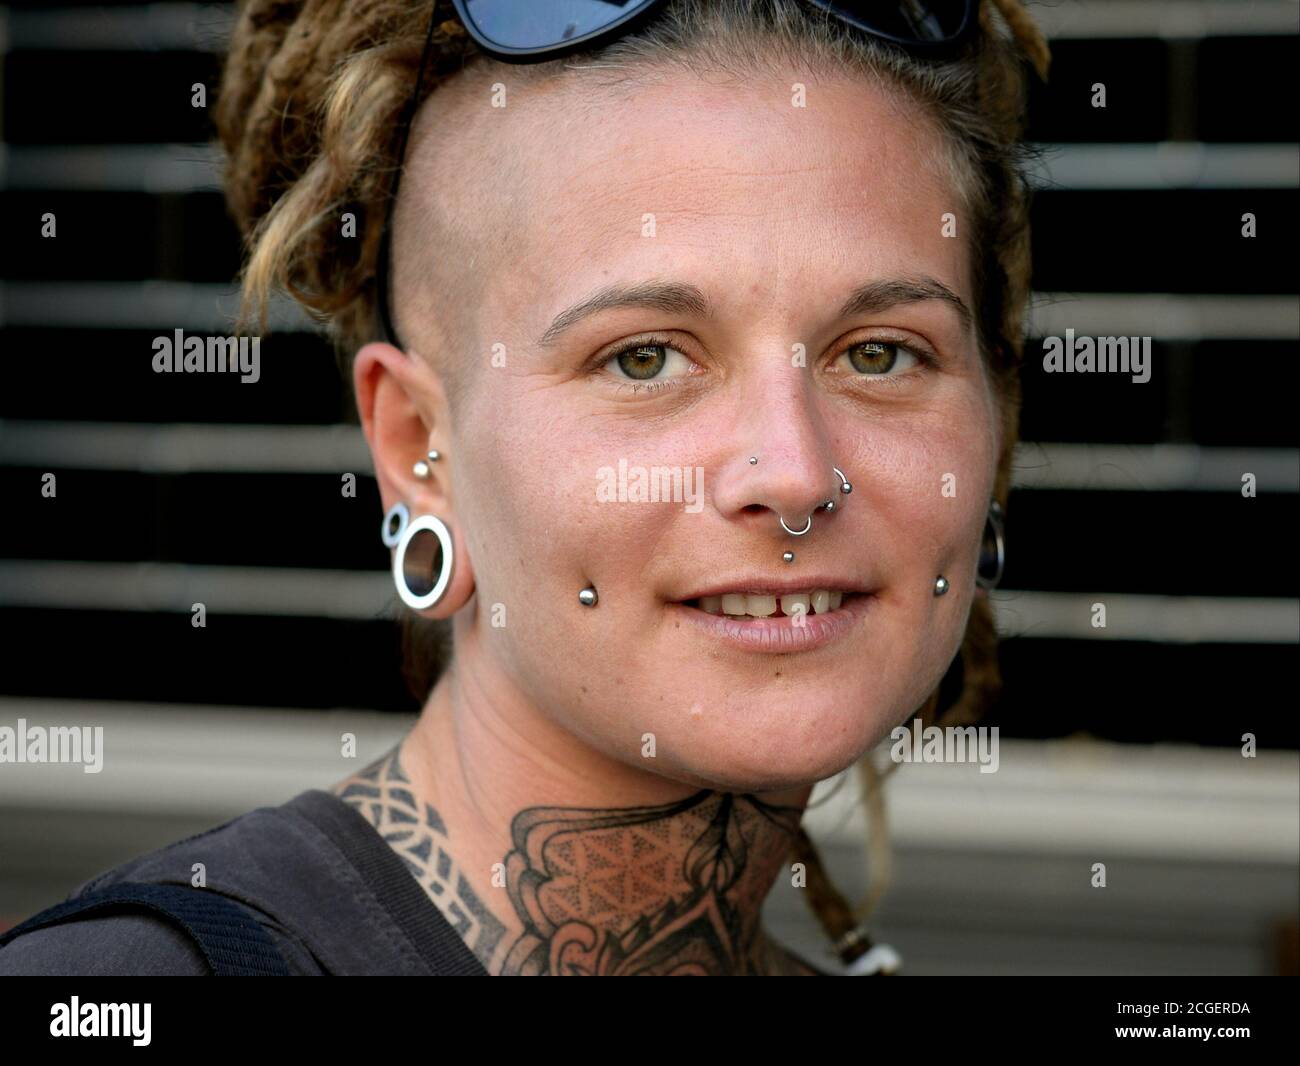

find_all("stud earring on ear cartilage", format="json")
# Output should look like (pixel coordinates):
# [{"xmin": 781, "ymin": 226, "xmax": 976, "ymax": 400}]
[
  {"xmin": 934, "ymin": 575, "xmax": 949, "ymax": 596},
  {"xmin": 578, "ymin": 587, "xmax": 598, "ymax": 607},
  {"xmin": 413, "ymin": 450, "xmax": 442, "ymax": 480}
]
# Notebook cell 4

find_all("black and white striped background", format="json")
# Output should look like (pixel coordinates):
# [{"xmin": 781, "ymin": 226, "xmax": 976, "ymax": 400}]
[{"xmin": 2, "ymin": 0, "xmax": 1295, "ymax": 740}]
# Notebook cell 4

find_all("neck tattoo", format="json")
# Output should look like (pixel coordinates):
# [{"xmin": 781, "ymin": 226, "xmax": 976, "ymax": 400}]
[{"xmin": 333, "ymin": 746, "xmax": 816, "ymax": 976}]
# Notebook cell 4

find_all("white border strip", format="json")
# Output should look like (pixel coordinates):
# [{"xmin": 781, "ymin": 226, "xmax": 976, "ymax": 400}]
[
  {"xmin": 989, "ymin": 590, "xmax": 1300, "ymax": 644},
  {"xmin": 2, "ymin": 4, "xmax": 233, "ymax": 52},
  {"xmin": 1029, "ymin": 0, "xmax": 1300, "ymax": 39},
  {"xmin": 3, "ymin": 283, "xmax": 1296, "ymax": 341},
  {"xmin": 1011, "ymin": 442, "xmax": 1300, "ymax": 493},
  {"xmin": 1028, "ymin": 293, "xmax": 1300, "ymax": 341},
  {"xmin": 3, "ymin": 421, "xmax": 1294, "ymax": 492},
  {"xmin": 0, "ymin": 282, "xmax": 313, "ymax": 332},
  {"xmin": 0, "ymin": 560, "xmax": 1295, "ymax": 642},
  {"xmin": 805, "ymin": 737, "xmax": 1299, "ymax": 864},
  {"xmin": 0, "ymin": 560, "xmax": 394, "ymax": 619},
  {"xmin": 0, "ymin": 420, "xmax": 374, "ymax": 474},
  {"xmin": 1, "ymin": 698, "xmax": 1294, "ymax": 864},
  {"xmin": 7, "ymin": 142, "xmax": 1294, "ymax": 193},
  {"xmin": 1028, "ymin": 142, "xmax": 1300, "ymax": 190},
  {"xmin": 0, "ymin": 143, "xmax": 223, "ymax": 193}
]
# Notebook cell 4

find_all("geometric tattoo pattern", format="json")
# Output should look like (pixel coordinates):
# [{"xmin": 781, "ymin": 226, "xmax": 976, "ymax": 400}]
[
  {"xmin": 334, "ymin": 743, "xmax": 811, "ymax": 975},
  {"xmin": 333, "ymin": 745, "xmax": 508, "ymax": 965}
]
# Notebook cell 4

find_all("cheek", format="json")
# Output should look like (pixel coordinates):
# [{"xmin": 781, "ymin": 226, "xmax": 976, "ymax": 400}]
[
  {"xmin": 454, "ymin": 392, "xmax": 681, "ymax": 657},
  {"xmin": 866, "ymin": 397, "xmax": 997, "ymax": 574}
]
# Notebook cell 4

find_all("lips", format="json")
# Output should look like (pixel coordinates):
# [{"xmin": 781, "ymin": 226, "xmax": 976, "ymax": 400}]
[
  {"xmin": 685, "ymin": 589, "xmax": 855, "ymax": 618},
  {"xmin": 677, "ymin": 575, "xmax": 867, "ymax": 613},
  {"xmin": 669, "ymin": 587, "xmax": 875, "ymax": 653}
]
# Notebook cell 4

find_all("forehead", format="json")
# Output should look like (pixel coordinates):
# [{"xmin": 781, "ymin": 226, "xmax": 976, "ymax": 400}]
[{"xmin": 426, "ymin": 68, "xmax": 966, "ymax": 343}]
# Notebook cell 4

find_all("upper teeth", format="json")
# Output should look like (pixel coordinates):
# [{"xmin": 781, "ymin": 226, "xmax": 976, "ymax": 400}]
[{"xmin": 698, "ymin": 591, "xmax": 845, "ymax": 617}]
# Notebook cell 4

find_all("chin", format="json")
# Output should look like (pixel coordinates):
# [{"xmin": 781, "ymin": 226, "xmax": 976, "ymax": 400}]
[{"xmin": 647, "ymin": 689, "xmax": 906, "ymax": 795}]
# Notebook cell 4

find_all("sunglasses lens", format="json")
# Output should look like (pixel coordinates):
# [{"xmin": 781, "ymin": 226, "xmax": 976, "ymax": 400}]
[
  {"xmin": 815, "ymin": 0, "xmax": 973, "ymax": 44},
  {"xmin": 458, "ymin": 0, "xmax": 659, "ymax": 54}
]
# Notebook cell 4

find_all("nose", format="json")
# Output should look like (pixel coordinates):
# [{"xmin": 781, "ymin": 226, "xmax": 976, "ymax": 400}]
[{"xmin": 712, "ymin": 382, "xmax": 844, "ymax": 536}]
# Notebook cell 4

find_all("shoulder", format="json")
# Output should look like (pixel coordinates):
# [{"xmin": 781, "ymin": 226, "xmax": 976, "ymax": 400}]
[
  {"xmin": 0, "ymin": 792, "xmax": 343, "ymax": 976},
  {"xmin": 0, "ymin": 912, "xmax": 209, "ymax": 976}
]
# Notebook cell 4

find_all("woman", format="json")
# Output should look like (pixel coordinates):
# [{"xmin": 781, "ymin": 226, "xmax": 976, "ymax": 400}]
[{"xmin": 0, "ymin": 0, "xmax": 1046, "ymax": 976}]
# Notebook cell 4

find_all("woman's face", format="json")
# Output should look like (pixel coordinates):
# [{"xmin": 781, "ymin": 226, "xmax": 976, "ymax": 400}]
[{"xmin": 397, "ymin": 67, "xmax": 1000, "ymax": 793}]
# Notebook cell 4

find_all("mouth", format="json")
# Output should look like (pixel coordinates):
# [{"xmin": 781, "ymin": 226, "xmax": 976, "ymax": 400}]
[
  {"xmin": 669, "ymin": 581, "xmax": 875, "ymax": 654},
  {"xmin": 679, "ymin": 588, "xmax": 861, "ymax": 618}
]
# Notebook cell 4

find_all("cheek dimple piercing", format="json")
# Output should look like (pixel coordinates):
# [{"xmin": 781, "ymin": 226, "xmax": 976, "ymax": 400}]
[
  {"xmin": 578, "ymin": 587, "xmax": 598, "ymax": 607},
  {"xmin": 934, "ymin": 576, "xmax": 949, "ymax": 596}
]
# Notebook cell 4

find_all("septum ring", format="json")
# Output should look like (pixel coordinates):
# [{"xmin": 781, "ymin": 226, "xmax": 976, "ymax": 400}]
[
  {"xmin": 776, "ymin": 465, "xmax": 852, "ymax": 537},
  {"xmin": 779, "ymin": 515, "xmax": 813, "ymax": 536}
]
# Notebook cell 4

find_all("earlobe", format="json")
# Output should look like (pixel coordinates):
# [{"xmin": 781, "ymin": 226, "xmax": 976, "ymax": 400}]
[{"xmin": 382, "ymin": 501, "xmax": 476, "ymax": 620}]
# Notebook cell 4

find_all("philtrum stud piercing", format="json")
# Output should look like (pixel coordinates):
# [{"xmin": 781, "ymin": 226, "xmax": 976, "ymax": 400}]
[
  {"xmin": 783, "ymin": 551, "xmax": 795, "ymax": 564},
  {"xmin": 934, "ymin": 576, "xmax": 949, "ymax": 596},
  {"xmin": 578, "ymin": 587, "xmax": 598, "ymax": 607}
]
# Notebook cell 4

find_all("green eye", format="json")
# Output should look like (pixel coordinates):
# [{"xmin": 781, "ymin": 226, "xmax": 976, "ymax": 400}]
[
  {"xmin": 616, "ymin": 345, "xmax": 668, "ymax": 380},
  {"xmin": 602, "ymin": 339, "xmax": 694, "ymax": 386},
  {"xmin": 845, "ymin": 341, "xmax": 916, "ymax": 374}
]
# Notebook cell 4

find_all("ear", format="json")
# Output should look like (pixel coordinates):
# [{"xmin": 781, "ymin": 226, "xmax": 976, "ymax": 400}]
[{"xmin": 353, "ymin": 341, "xmax": 475, "ymax": 618}]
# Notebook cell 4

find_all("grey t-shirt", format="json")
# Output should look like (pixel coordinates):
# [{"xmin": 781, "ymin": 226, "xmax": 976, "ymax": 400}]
[{"xmin": 0, "ymin": 789, "xmax": 488, "ymax": 976}]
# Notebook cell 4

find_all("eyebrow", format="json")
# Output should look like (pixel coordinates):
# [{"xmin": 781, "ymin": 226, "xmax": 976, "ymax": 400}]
[
  {"xmin": 537, "ymin": 274, "xmax": 972, "ymax": 347},
  {"xmin": 839, "ymin": 275, "xmax": 973, "ymax": 337}
]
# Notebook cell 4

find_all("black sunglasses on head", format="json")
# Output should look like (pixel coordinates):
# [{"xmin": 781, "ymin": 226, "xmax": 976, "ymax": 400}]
[
  {"xmin": 376, "ymin": 0, "xmax": 980, "ymax": 348},
  {"xmin": 452, "ymin": 0, "xmax": 978, "ymax": 61}
]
